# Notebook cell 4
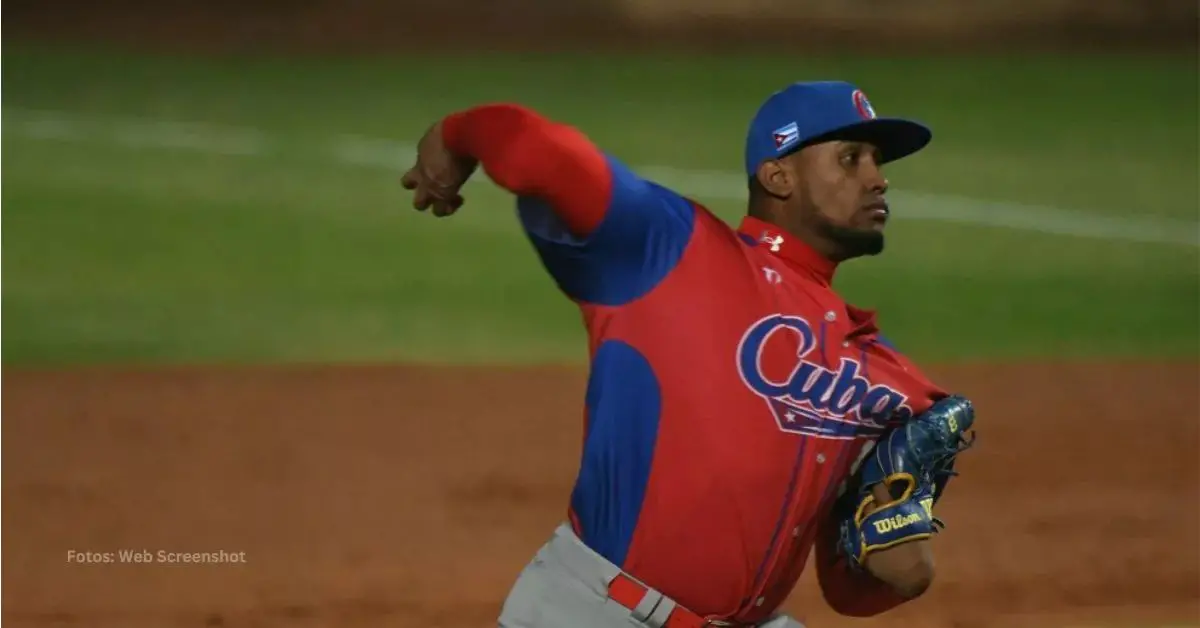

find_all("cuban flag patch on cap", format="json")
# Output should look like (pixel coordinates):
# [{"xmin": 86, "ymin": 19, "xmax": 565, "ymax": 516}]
[{"xmin": 773, "ymin": 121, "xmax": 800, "ymax": 152}]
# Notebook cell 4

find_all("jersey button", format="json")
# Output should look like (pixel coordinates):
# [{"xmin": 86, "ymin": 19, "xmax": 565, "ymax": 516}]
[
  {"xmin": 816, "ymin": 453, "xmax": 826, "ymax": 464},
  {"xmin": 755, "ymin": 597, "xmax": 766, "ymax": 607},
  {"xmin": 825, "ymin": 311, "xmax": 837, "ymax": 322},
  {"xmin": 792, "ymin": 526, "xmax": 801, "ymax": 537},
  {"xmin": 841, "ymin": 340, "xmax": 851, "ymax": 348}
]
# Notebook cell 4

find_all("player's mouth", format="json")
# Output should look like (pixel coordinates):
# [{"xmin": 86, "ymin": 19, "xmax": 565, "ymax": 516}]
[{"xmin": 864, "ymin": 200, "xmax": 890, "ymax": 224}]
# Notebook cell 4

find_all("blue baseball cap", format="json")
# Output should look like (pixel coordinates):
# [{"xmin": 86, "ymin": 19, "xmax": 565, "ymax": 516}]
[{"xmin": 743, "ymin": 81, "xmax": 932, "ymax": 178}]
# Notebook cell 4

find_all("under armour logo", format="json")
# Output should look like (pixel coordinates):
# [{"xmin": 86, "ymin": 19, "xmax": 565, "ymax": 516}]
[
  {"xmin": 760, "ymin": 233, "xmax": 784, "ymax": 252},
  {"xmin": 761, "ymin": 267, "xmax": 782, "ymax": 285}
]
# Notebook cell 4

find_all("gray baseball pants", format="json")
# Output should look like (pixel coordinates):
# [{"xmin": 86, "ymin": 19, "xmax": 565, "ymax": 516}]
[{"xmin": 497, "ymin": 522, "xmax": 806, "ymax": 628}]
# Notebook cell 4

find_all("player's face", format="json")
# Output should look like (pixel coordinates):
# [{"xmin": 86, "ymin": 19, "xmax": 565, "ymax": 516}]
[{"xmin": 793, "ymin": 140, "xmax": 890, "ymax": 259}]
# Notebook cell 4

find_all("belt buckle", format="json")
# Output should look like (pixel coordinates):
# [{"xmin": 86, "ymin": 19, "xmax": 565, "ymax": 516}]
[{"xmin": 701, "ymin": 620, "xmax": 737, "ymax": 627}]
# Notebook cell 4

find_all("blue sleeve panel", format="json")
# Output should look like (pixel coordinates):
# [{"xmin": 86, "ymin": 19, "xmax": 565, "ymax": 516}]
[
  {"xmin": 516, "ymin": 154, "xmax": 696, "ymax": 306},
  {"xmin": 569, "ymin": 340, "xmax": 663, "ymax": 568}
]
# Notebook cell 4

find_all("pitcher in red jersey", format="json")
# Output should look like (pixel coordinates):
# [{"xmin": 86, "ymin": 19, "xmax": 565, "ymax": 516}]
[{"xmin": 401, "ymin": 81, "xmax": 977, "ymax": 627}]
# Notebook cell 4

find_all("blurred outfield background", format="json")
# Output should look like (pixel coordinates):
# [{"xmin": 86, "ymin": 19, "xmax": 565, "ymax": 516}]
[
  {"xmin": 3, "ymin": 2, "xmax": 1200, "ymax": 628},
  {"xmin": 3, "ymin": 0, "xmax": 1198, "ymax": 366}
]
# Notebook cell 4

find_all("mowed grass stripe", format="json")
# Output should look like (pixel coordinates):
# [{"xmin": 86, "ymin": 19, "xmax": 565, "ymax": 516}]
[
  {"xmin": 6, "ymin": 107, "xmax": 1197, "ymax": 247},
  {"xmin": 4, "ymin": 47, "xmax": 1197, "ymax": 220},
  {"xmin": 4, "ymin": 126, "xmax": 1197, "ymax": 364}
]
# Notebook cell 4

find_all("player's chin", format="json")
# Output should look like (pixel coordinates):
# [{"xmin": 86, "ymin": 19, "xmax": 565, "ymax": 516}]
[
  {"xmin": 820, "ymin": 221, "xmax": 886, "ymax": 257},
  {"xmin": 838, "ymin": 228, "xmax": 886, "ymax": 257}
]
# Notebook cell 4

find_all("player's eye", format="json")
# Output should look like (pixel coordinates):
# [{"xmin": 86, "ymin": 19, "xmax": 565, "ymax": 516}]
[{"xmin": 839, "ymin": 151, "xmax": 859, "ymax": 167}]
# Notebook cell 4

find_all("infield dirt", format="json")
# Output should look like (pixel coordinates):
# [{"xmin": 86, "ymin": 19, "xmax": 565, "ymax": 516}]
[{"xmin": 3, "ymin": 362, "xmax": 1198, "ymax": 627}]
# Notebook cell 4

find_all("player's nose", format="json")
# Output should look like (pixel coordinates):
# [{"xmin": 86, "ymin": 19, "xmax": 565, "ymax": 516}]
[
  {"xmin": 866, "ymin": 171, "xmax": 889, "ymax": 195},
  {"xmin": 859, "ymin": 159, "xmax": 888, "ymax": 193}
]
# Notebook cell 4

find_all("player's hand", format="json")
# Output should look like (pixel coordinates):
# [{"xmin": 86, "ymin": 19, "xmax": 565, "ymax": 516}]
[
  {"xmin": 860, "ymin": 483, "xmax": 934, "ymax": 596},
  {"xmin": 400, "ymin": 121, "xmax": 478, "ymax": 217}
]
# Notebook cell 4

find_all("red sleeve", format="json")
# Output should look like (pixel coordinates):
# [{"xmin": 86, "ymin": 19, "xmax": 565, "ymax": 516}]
[
  {"xmin": 815, "ymin": 515, "xmax": 908, "ymax": 617},
  {"xmin": 440, "ymin": 103, "xmax": 610, "ymax": 237},
  {"xmin": 437, "ymin": 102, "xmax": 697, "ymax": 307}
]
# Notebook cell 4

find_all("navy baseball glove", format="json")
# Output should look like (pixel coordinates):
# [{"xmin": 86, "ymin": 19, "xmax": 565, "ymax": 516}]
[{"xmin": 837, "ymin": 395, "xmax": 976, "ymax": 572}]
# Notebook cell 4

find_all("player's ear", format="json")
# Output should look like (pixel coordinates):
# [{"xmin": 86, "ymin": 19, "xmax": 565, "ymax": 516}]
[
  {"xmin": 756, "ymin": 159, "xmax": 795, "ymax": 200},
  {"xmin": 753, "ymin": 158, "xmax": 792, "ymax": 200}
]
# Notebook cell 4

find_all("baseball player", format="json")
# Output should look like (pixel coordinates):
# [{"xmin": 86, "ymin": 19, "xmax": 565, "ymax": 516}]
[{"xmin": 401, "ymin": 81, "xmax": 977, "ymax": 627}]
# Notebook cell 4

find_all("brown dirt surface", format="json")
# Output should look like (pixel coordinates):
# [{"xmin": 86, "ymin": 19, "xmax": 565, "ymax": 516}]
[{"xmin": 3, "ymin": 361, "xmax": 1199, "ymax": 628}]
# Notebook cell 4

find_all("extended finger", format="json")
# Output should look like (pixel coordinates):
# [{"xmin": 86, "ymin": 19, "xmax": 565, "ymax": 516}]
[
  {"xmin": 431, "ymin": 194, "xmax": 464, "ymax": 217},
  {"xmin": 400, "ymin": 167, "xmax": 419, "ymax": 190},
  {"xmin": 411, "ymin": 185, "xmax": 433, "ymax": 211}
]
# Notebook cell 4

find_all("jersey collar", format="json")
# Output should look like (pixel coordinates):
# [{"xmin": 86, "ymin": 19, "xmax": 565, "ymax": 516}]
[
  {"xmin": 737, "ymin": 215, "xmax": 882, "ymax": 337},
  {"xmin": 737, "ymin": 215, "xmax": 838, "ymax": 287}
]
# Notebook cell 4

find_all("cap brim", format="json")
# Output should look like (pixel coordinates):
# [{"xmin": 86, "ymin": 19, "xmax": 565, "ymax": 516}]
[{"xmin": 808, "ymin": 118, "xmax": 932, "ymax": 164}]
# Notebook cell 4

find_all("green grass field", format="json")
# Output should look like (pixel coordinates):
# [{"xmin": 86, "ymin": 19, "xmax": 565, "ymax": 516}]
[{"xmin": 4, "ymin": 45, "xmax": 1199, "ymax": 365}]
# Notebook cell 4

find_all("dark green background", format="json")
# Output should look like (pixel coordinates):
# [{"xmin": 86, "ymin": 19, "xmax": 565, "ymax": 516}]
[{"xmin": 4, "ymin": 46, "xmax": 1198, "ymax": 364}]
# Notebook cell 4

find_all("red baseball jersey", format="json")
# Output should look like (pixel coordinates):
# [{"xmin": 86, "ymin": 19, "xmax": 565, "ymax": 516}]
[{"xmin": 442, "ymin": 103, "xmax": 948, "ymax": 623}]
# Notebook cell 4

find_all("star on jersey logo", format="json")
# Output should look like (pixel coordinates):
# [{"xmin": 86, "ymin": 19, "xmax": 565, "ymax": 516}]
[{"xmin": 760, "ymin": 232, "xmax": 784, "ymax": 252}]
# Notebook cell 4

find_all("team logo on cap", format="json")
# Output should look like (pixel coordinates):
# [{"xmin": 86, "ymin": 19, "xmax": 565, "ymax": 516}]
[
  {"xmin": 772, "ymin": 121, "xmax": 800, "ymax": 151},
  {"xmin": 852, "ymin": 90, "xmax": 876, "ymax": 120}
]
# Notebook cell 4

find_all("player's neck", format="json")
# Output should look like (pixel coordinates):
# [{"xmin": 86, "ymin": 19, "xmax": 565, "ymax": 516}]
[
  {"xmin": 747, "ymin": 208, "xmax": 842, "ymax": 262},
  {"xmin": 740, "ymin": 212, "xmax": 840, "ymax": 285}
]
